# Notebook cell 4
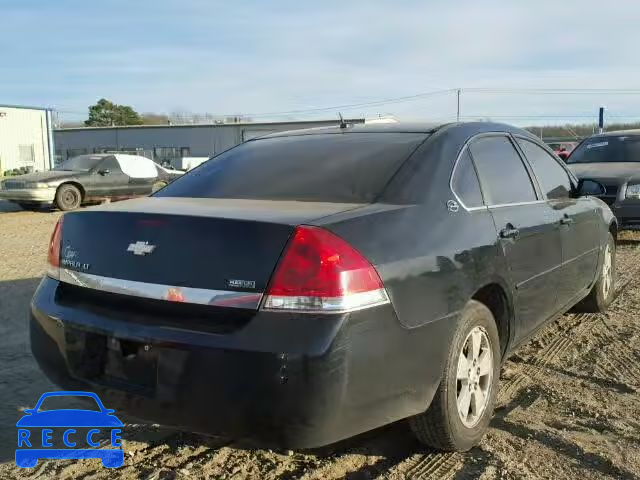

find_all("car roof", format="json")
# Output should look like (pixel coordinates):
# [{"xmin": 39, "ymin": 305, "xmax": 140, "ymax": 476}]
[
  {"xmin": 77, "ymin": 153, "xmax": 148, "ymax": 160},
  {"xmin": 258, "ymin": 121, "xmax": 530, "ymax": 139},
  {"xmin": 113, "ymin": 153, "xmax": 152, "ymax": 161}
]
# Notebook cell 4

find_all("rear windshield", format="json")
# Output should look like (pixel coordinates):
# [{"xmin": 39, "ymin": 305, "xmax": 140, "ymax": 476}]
[
  {"xmin": 156, "ymin": 133, "xmax": 427, "ymax": 203},
  {"xmin": 568, "ymin": 135, "xmax": 640, "ymax": 164}
]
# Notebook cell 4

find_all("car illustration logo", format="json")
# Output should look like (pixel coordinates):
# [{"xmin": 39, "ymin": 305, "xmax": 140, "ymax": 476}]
[
  {"xmin": 15, "ymin": 391, "xmax": 124, "ymax": 469},
  {"xmin": 127, "ymin": 241, "xmax": 156, "ymax": 256}
]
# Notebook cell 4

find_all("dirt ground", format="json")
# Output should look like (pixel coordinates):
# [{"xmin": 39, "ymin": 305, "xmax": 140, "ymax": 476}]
[{"xmin": 0, "ymin": 201, "xmax": 639, "ymax": 479}]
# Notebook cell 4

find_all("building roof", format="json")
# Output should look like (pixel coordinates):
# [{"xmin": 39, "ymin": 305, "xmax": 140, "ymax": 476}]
[
  {"xmin": 55, "ymin": 118, "xmax": 365, "ymax": 132},
  {"xmin": 0, "ymin": 103, "xmax": 50, "ymax": 111}
]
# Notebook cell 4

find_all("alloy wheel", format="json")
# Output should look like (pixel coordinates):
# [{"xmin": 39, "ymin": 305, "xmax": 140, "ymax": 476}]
[
  {"xmin": 602, "ymin": 243, "xmax": 613, "ymax": 299},
  {"xmin": 456, "ymin": 326, "xmax": 493, "ymax": 428}
]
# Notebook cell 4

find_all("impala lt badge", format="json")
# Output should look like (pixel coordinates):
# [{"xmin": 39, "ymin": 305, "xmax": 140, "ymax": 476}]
[{"xmin": 127, "ymin": 241, "xmax": 156, "ymax": 256}]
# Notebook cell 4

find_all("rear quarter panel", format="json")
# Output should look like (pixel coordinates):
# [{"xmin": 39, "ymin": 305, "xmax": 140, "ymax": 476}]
[
  {"xmin": 316, "ymin": 125, "xmax": 510, "ymax": 331},
  {"xmin": 310, "ymin": 127, "xmax": 513, "ymax": 418}
]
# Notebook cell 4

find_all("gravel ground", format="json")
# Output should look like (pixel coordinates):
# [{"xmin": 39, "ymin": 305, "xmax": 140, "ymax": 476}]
[{"xmin": 0, "ymin": 203, "xmax": 639, "ymax": 479}]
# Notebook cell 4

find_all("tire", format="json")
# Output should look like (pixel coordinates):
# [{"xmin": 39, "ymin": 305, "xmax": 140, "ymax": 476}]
[
  {"xmin": 151, "ymin": 181, "xmax": 167, "ymax": 193},
  {"xmin": 55, "ymin": 184, "xmax": 82, "ymax": 211},
  {"xmin": 575, "ymin": 232, "xmax": 616, "ymax": 313},
  {"xmin": 409, "ymin": 299, "xmax": 500, "ymax": 451}
]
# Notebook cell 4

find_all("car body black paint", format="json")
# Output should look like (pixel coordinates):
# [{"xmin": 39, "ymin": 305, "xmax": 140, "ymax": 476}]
[
  {"xmin": 30, "ymin": 122, "xmax": 615, "ymax": 448},
  {"xmin": 568, "ymin": 130, "xmax": 640, "ymax": 228}
]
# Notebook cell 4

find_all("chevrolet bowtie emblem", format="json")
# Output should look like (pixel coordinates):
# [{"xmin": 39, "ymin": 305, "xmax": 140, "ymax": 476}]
[{"xmin": 127, "ymin": 241, "xmax": 156, "ymax": 256}]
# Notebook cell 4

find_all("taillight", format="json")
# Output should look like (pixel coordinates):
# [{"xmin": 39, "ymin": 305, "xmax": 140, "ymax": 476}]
[
  {"xmin": 46, "ymin": 216, "xmax": 63, "ymax": 279},
  {"xmin": 262, "ymin": 225, "xmax": 389, "ymax": 313}
]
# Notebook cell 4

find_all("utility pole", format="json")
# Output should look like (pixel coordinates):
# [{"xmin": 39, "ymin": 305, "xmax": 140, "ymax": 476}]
[
  {"xmin": 456, "ymin": 89, "xmax": 461, "ymax": 122},
  {"xmin": 598, "ymin": 107, "xmax": 605, "ymax": 134}
]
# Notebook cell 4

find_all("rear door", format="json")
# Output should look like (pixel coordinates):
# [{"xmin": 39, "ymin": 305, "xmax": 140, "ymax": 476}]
[
  {"xmin": 84, "ymin": 156, "xmax": 132, "ymax": 199},
  {"xmin": 117, "ymin": 156, "xmax": 160, "ymax": 196},
  {"xmin": 516, "ymin": 137, "xmax": 600, "ymax": 307},
  {"xmin": 469, "ymin": 134, "xmax": 563, "ymax": 342}
]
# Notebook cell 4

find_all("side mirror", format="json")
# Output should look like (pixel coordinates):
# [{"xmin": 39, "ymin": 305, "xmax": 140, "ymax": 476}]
[
  {"xmin": 575, "ymin": 179, "xmax": 605, "ymax": 197},
  {"xmin": 98, "ymin": 169, "xmax": 110, "ymax": 176}
]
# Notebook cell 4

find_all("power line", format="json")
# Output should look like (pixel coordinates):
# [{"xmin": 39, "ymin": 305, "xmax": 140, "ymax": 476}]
[
  {"xmin": 54, "ymin": 87, "xmax": 640, "ymax": 121},
  {"xmin": 464, "ymin": 88, "xmax": 640, "ymax": 95},
  {"xmin": 54, "ymin": 89, "xmax": 457, "ymax": 120}
]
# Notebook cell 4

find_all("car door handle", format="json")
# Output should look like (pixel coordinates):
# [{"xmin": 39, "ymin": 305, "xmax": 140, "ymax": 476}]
[
  {"xmin": 499, "ymin": 225, "xmax": 520, "ymax": 239},
  {"xmin": 560, "ymin": 215, "xmax": 573, "ymax": 225}
]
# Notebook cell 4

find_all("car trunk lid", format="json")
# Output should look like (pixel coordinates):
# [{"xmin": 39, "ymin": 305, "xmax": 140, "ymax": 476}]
[{"xmin": 57, "ymin": 197, "xmax": 366, "ymax": 309}]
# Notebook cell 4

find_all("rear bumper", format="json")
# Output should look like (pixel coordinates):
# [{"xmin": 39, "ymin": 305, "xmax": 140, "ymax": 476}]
[
  {"xmin": 0, "ymin": 188, "xmax": 55, "ymax": 204},
  {"xmin": 30, "ymin": 277, "xmax": 457, "ymax": 448}
]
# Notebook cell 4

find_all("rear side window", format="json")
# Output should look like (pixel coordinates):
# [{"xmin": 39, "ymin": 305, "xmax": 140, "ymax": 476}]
[
  {"xmin": 517, "ymin": 138, "xmax": 572, "ymax": 200},
  {"xmin": 469, "ymin": 136, "xmax": 537, "ymax": 205},
  {"xmin": 116, "ymin": 156, "xmax": 158, "ymax": 179},
  {"xmin": 452, "ymin": 149, "xmax": 484, "ymax": 208},
  {"xmin": 157, "ymin": 133, "xmax": 427, "ymax": 203}
]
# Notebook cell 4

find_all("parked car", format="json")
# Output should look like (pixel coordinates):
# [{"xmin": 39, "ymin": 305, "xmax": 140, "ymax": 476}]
[
  {"xmin": 0, "ymin": 153, "xmax": 182, "ymax": 211},
  {"xmin": 30, "ymin": 122, "xmax": 616, "ymax": 452},
  {"xmin": 548, "ymin": 141, "xmax": 578, "ymax": 160},
  {"xmin": 567, "ymin": 130, "xmax": 640, "ymax": 230}
]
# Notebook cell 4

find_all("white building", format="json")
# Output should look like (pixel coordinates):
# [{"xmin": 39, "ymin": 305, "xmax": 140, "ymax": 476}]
[{"xmin": 0, "ymin": 104, "xmax": 54, "ymax": 175}]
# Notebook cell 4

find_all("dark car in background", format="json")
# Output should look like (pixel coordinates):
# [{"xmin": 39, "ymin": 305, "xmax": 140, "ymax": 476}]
[
  {"xmin": 0, "ymin": 153, "xmax": 182, "ymax": 211},
  {"xmin": 30, "ymin": 122, "xmax": 616, "ymax": 452},
  {"xmin": 567, "ymin": 130, "xmax": 640, "ymax": 229}
]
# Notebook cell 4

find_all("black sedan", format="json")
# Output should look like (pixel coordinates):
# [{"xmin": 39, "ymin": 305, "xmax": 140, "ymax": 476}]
[
  {"xmin": 567, "ymin": 130, "xmax": 640, "ymax": 229},
  {"xmin": 30, "ymin": 122, "xmax": 616, "ymax": 451},
  {"xmin": 0, "ymin": 153, "xmax": 182, "ymax": 211}
]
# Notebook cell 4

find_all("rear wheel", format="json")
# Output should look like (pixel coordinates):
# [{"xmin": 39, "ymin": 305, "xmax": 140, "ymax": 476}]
[
  {"xmin": 55, "ymin": 184, "xmax": 82, "ymax": 211},
  {"xmin": 575, "ymin": 232, "xmax": 616, "ymax": 313},
  {"xmin": 409, "ymin": 300, "xmax": 500, "ymax": 451}
]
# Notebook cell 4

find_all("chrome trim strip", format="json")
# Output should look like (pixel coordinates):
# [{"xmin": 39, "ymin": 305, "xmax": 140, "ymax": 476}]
[
  {"xmin": 57, "ymin": 269, "xmax": 263, "ymax": 309},
  {"xmin": 488, "ymin": 200, "xmax": 547, "ymax": 209},
  {"xmin": 448, "ymin": 132, "xmax": 544, "ymax": 212},
  {"xmin": 561, "ymin": 246, "xmax": 600, "ymax": 267}
]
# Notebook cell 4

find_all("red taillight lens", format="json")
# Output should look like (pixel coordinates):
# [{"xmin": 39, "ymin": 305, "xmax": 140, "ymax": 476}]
[
  {"xmin": 46, "ymin": 217, "xmax": 63, "ymax": 279},
  {"xmin": 262, "ymin": 225, "xmax": 389, "ymax": 312}
]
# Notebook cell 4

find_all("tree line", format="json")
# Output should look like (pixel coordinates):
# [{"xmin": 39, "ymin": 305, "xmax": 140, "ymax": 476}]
[{"xmin": 74, "ymin": 99, "xmax": 640, "ymax": 139}]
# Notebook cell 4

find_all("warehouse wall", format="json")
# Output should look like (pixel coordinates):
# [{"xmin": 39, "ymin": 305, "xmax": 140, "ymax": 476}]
[
  {"xmin": 54, "ymin": 120, "xmax": 364, "ymax": 165},
  {"xmin": 0, "ymin": 106, "xmax": 51, "ymax": 173}
]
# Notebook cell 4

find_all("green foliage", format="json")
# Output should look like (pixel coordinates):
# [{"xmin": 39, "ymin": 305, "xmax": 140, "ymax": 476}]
[
  {"xmin": 141, "ymin": 113, "xmax": 170, "ymax": 125},
  {"xmin": 85, "ymin": 99, "xmax": 144, "ymax": 127}
]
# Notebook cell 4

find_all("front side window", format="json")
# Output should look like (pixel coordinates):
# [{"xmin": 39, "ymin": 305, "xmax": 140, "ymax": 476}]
[
  {"xmin": 517, "ymin": 138, "xmax": 572, "ymax": 200},
  {"xmin": 97, "ymin": 156, "xmax": 120, "ymax": 172},
  {"xmin": 55, "ymin": 154, "xmax": 105, "ymax": 172},
  {"xmin": 469, "ymin": 136, "xmax": 537, "ymax": 206},
  {"xmin": 452, "ymin": 149, "xmax": 484, "ymax": 208}
]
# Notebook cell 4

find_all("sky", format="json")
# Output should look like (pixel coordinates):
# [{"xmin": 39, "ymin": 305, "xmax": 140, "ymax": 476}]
[{"xmin": 3, "ymin": 0, "xmax": 640, "ymax": 126}]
